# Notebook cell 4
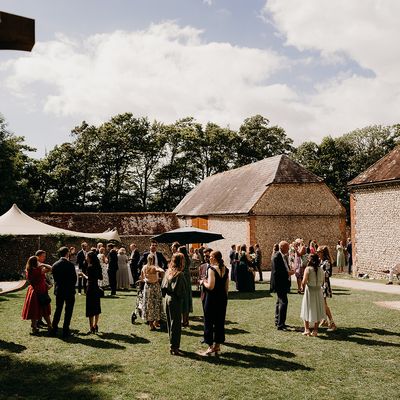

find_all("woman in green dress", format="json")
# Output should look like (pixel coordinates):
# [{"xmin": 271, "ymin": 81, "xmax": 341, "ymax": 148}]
[
  {"xmin": 179, "ymin": 246, "xmax": 193, "ymax": 327},
  {"xmin": 161, "ymin": 253, "xmax": 186, "ymax": 355}
]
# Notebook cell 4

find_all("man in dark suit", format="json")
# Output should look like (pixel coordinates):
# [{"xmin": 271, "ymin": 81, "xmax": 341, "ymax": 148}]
[
  {"xmin": 107, "ymin": 243, "xmax": 118, "ymax": 296},
  {"xmin": 254, "ymin": 243, "xmax": 263, "ymax": 282},
  {"xmin": 51, "ymin": 246, "xmax": 77, "ymax": 337},
  {"xmin": 129, "ymin": 243, "xmax": 141, "ymax": 284},
  {"xmin": 270, "ymin": 241, "xmax": 294, "ymax": 330},
  {"xmin": 137, "ymin": 240, "xmax": 168, "ymax": 272},
  {"xmin": 76, "ymin": 241, "xmax": 88, "ymax": 294}
]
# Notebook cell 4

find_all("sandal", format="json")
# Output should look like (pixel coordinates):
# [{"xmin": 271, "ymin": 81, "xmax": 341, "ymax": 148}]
[
  {"xmin": 301, "ymin": 330, "xmax": 311, "ymax": 336},
  {"xmin": 311, "ymin": 330, "xmax": 318, "ymax": 337},
  {"xmin": 327, "ymin": 322, "xmax": 337, "ymax": 331}
]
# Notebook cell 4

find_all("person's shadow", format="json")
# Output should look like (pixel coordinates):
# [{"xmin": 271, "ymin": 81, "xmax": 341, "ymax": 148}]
[
  {"xmin": 183, "ymin": 341, "xmax": 312, "ymax": 371},
  {"xmin": 0, "ymin": 339, "xmax": 26, "ymax": 354},
  {"xmin": 319, "ymin": 326, "xmax": 400, "ymax": 347}
]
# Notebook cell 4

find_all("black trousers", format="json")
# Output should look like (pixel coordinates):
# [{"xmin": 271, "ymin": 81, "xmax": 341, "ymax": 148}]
[
  {"xmin": 78, "ymin": 276, "xmax": 87, "ymax": 293},
  {"xmin": 108, "ymin": 270, "xmax": 117, "ymax": 295},
  {"xmin": 275, "ymin": 291, "xmax": 288, "ymax": 328},
  {"xmin": 203, "ymin": 296, "xmax": 227, "ymax": 345},
  {"xmin": 52, "ymin": 294, "xmax": 75, "ymax": 334},
  {"xmin": 129, "ymin": 264, "xmax": 139, "ymax": 284},
  {"xmin": 256, "ymin": 264, "xmax": 263, "ymax": 281}
]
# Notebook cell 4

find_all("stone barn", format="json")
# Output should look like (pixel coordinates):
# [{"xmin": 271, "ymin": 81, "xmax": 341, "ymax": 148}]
[
  {"xmin": 174, "ymin": 155, "xmax": 346, "ymax": 267},
  {"xmin": 348, "ymin": 146, "xmax": 400, "ymax": 278}
]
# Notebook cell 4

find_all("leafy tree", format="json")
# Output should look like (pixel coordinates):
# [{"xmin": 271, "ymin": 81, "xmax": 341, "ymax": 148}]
[
  {"xmin": 234, "ymin": 115, "xmax": 294, "ymax": 167},
  {"xmin": 0, "ymin": 115, "xmax": 35, "ymax": 213}
]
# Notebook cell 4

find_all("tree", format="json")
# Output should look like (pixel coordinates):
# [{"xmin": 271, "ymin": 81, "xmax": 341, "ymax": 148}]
[
  {"xmin": 234, "ymin": 115, "xmax": 294, "ymax": 167},
  {"xmin": 0, "ymin": 115, "xmax": 35, "ymax": 213}
]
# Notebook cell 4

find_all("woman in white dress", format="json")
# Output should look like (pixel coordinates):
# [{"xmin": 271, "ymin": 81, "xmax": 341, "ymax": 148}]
[
  {"xmin": 336, "ymin": 240, "xmax": 346, "ymax": 273},
  {"xmin": 300, "ymin": 254, "xmax": 326, "ymax": 336},
  {"xmin": 117, "ymin": 248, "xmax": 130, "ymax": 290},
  {"xmin": 97, "ymin": 247, "xmax": 109, "ymax": 288}
]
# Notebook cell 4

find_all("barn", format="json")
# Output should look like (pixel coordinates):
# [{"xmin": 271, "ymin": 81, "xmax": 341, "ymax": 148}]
[
  {"xmin": 174, "ymin": 155, "xmax": 346, "ymax": 267},
  {"xmin": 348, "ymin": 146, "xmax": 400, "ymax": 278}
]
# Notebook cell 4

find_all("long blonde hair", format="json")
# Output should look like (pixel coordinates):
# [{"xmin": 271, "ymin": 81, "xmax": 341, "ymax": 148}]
[
  {"xmin": 167, "ymin": 253, "xmax": 183, "ymax": 279},
  {"xmin": 146, "ymin": 254, "xmax": 156, "ymax": 268}
]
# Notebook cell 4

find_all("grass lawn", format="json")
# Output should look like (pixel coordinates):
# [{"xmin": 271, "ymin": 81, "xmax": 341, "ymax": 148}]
[{"xmin": 1, "ymin": 283, "xmax": 399, "ymax": 400}]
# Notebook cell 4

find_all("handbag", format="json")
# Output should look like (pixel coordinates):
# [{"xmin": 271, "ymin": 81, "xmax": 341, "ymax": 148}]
[{"xmin": 37, "ymin": 292, "xmax": 51, "ymax": 306}]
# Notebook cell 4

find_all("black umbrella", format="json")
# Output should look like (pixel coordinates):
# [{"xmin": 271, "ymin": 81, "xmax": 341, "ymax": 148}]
[{"xmin": 152, "ymin": 227, "xmax": 224, "ymax": 245}]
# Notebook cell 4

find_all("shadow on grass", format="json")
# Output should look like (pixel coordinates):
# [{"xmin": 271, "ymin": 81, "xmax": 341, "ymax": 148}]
[
  {"xmin": 319, "ymin": 326, "xmax": 400, "ymax": 347},
  {"xmin": 189, "ymin": 324, "xmax": 250, "ymax": 335},
  {"xmin": 183, "ymin": 343, "xmax": 312, "ymax": 371},
  {"xmin": 0, "ymin": 339, "xmax": 27, "ymax": 353},
  {"xmin": 59, "ymin": 331, "xmax": 126, "ymax": 350},
  {"xmin": 0, "ymin": 354, "xmax": 121, "ymax": 399},
  {"xmin": 228, "ymin": 290, "xmax": 271, "ymax": 300},
  {"xmin": 224, "ymin": 342, "xmax": 296, "ymax": 358},
  {"xmin": 99, "ymin": 332, "xmax": 150, "ymax": 345},
  {"xmin": 0, "ymin": 293, "xmax": 20, "ymax": 302},
  {"xmin": 189, "ymin": 316, "xmax": 238, "ymax": 325}
]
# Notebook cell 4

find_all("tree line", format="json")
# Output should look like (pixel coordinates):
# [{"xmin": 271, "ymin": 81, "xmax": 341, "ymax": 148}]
[{"xmin": 1, "ymin": 112, "xmax": 399, "ymax": 217}]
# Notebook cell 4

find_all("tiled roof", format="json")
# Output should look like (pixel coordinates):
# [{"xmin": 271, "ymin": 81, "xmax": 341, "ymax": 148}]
[
  {"xmin": 348, "ymin": 146, "xmax": 400, "ymax": 187},
  {"xmin": 174, "ymin": 155, "xmax": 322, "ymax": 216}
]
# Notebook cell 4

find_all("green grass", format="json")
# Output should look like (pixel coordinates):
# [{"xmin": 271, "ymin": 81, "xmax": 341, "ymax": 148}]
[{"xmin": 1, "ymin": 283, "xmax": 399, "ymax": 400}]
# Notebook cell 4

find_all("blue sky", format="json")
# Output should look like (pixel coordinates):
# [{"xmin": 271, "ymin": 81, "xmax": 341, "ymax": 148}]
[{"xmin": 1, "ymin": 0, "xmax": 399, "ymax": 157}]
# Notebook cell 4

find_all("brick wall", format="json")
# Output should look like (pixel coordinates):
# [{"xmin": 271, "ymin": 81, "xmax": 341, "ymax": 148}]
[{"xmin": 352, "ymin": 184, "xmax": 400, "ymax": 278}]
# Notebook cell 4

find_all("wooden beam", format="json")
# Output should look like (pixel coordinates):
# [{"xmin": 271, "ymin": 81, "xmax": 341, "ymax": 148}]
[{"xmin": 0, "ymin": 11, "xmax": 35, "ymax": 51}]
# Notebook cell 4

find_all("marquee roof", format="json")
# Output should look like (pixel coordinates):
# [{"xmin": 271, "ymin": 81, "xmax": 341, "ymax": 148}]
[{"xmin": 0, "ymin": 204, "xmax": 121, "ymax": 241}]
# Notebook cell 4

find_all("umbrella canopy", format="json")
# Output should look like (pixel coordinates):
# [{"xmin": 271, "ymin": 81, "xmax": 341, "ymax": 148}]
[
  {"xmin": 0, "ymin": 204, "xmax": 121, "ymax": 242},
  {"xmin": 152, "ymin": 227, "xmax": 224, "ymax": 245}
]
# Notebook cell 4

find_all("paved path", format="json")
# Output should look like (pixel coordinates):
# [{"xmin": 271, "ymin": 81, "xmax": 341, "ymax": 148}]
[
  {"xmin": 330, "ymin": 277, "xmax": 400, "ymax": 295},
  {"xmin": 261, "ymin": 272, "xmax": 400, "ymax": 295},
  {"xmin": 2, "ymin": 273, "xmax": 400, "ymax": 296},
  {"xmin": 0, "ymin": 280, "xmax": 27, "ymax": 295}
]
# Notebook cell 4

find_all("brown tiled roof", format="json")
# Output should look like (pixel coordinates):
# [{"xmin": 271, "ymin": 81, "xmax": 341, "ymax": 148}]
[
  {"xmin": 174, "ymin": 155, "xmax": 323, "ymax": 216},
  {"xmin": 348, "ymin": 146, "xmax": 400, "ymax": 187}
]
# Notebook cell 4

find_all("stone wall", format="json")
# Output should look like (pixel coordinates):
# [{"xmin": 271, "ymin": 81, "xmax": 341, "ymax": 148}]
[
  {"xmin": 30, "ymin": 212, "xmax": 179, "ymax": 235},
  {"xmin": 252, "ymin": 183, "xmax": 345, "ymax": 215},
  {"xmin": 351, "ymin": 184, "xmax": 400, "ymax": 278},
  {"xmin": 207, "ymin": 216, "xmax": 250, "ymax": 260},
  {"xmin": 253, "ymin": 183, "xmax": 346, "ymax": 269},
  {"xmin": 254, "ymin": 215, "xmax": 345, "ymax": 270}
]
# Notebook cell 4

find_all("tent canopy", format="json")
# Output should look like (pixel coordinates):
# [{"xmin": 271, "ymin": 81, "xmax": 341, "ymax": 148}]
[{"xmin": 0, "ymin": 204, "xmax": 121, "ymax": 242}]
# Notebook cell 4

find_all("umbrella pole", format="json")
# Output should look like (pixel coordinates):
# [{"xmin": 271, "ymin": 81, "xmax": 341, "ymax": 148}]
[{"xmin": 38, "ymin": 235, "xmax": 41, "ymax": 249}]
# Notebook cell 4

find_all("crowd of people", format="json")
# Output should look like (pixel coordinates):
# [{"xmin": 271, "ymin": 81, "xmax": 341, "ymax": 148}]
[
  {"xmin": 21, "ymin": 239, "xmax": 229, "ymax": 356},
  {"xmin": 21, "ymin": 237, "xmax": 349, "ymax": 354}
]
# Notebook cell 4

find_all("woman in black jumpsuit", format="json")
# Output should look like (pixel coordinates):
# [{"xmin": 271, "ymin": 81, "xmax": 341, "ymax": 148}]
[{"xmin": 199, "ymin": 250, "xmax": 229, "ymax": 356}]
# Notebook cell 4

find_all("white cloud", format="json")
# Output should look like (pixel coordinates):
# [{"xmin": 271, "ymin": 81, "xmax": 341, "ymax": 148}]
[
  {"xmin": 1, "ymin": 21, "xmax": 293, "ymax": 132},
  {"xmin": 203, "ymin": 0, "xmax": 213, "ymax": 5},
  {"xmin": 2, "ymin": 4, "xmax": 400, "ymax": 150},
  {"xmin": 261, "ymin": 0, "xmax": 400, "ymax": 139}
]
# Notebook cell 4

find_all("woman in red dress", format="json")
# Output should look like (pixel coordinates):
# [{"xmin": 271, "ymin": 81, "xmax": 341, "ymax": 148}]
[{"xmin": 21, "ymin": 256, "xmax": 52, "ymax": 334}]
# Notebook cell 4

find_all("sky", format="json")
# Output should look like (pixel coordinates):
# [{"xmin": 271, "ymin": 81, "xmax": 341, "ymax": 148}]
[{"xmin": 1, "ymin": 0, "xmax": 399, "ymax": 157}]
